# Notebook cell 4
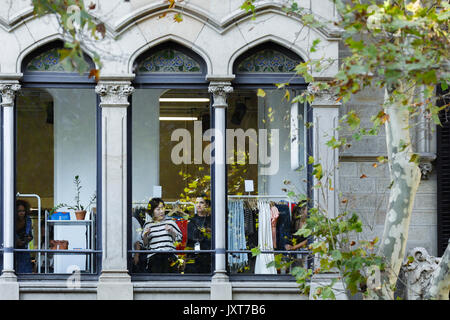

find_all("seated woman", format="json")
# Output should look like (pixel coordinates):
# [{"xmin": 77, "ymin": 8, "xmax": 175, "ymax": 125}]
[{"xmin": 141, "ymin": 198, "xmax": 183, "ymax": 273}]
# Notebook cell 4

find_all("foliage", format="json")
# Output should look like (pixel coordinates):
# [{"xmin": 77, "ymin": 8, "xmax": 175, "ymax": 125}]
[
  {"xmin": 31, "ymin": 0, "xmax": 105, "ymax": 79},
  {"xmin": 243, "ymin": 0, "xmax": 450, "ymax": 299},
  {"xmin": 31, "ymin": 0, "xmax": 183, "ymax": 79}
]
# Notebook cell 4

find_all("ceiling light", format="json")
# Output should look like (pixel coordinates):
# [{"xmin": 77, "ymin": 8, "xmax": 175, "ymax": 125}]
[
  {"xmin": 159, "ymin": 98, "xmax": 210, "ymax": 103},
  {"xmin": 159, "ymin": 117, "xmax": 198, "ymax": 121}
]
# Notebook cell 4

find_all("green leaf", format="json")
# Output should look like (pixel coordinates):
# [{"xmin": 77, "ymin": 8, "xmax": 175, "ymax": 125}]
[
  {"xmin": 250, "ymin": 247, "xmax": 261, "ymax": 257},
  {"xmin": 331, "ymin": 250, "xmax": 342, "ymax": 260}
]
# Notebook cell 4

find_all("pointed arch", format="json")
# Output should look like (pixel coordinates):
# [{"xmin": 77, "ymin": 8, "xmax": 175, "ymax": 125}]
[
  {"xmin": 131, "ymin": 39, "xmax": 210, "ymax": 85},
  {"xmin": 19, "ymin": 38, "xmax": 96, "ymax": 84},
  {"xmin": 230, "ymin": 40, "xmax": 306, "ymax": 85}
]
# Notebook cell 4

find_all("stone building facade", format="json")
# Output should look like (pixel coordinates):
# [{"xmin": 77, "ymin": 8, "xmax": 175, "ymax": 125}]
[{"xmin": 0, "ymin": 0, "xmax": 442, "ymax": 300}]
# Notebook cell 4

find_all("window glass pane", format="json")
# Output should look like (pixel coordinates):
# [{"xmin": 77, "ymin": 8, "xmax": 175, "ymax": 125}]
[
  {"xmin": 226, "ymin": 89, "xmax": 309, "ymax": 274},
  {"xmin": 15, "ymin": 88, "xmax": 97, "ymax": 274},
  {"xmin": 131, "ymin": 89, "xmax": 212, "ymax": 274}
]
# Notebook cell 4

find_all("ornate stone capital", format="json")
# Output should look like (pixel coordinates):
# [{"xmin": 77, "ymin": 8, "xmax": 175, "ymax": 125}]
[
  {"xmin": 95, "ymin": 81, "xmax": 134, "ymax": 107},
  {"xmin": 403, "ymin": 247, "xmax": 441, "ymax": 300},
  {"xmin": 208, "ymin": 81, "xmax": 233, "ymax": 108},
  {"xmin": 0, "ymin": 82, "xmax": 21, "ymax": 107},
  {"xmin": 307, "ymin": 83, "xmax": 340, "ymax": 107}
]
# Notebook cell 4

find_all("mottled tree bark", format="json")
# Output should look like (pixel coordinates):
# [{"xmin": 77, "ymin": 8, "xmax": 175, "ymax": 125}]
[
  {"xmin": 425, "ymin": 242, "xmax": 450, "ymax": 300},
  {"xmin": 370, "ymin": 85, "xmax": 422, "ymax": 299}
]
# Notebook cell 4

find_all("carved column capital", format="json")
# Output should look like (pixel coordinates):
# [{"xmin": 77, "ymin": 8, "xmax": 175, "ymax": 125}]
[
  {"xmin": 307, "ymin": 82, "xmax": 340, "ymax": 107},
  {"xmin": 0, "ymin": 82, "xmax": 21, "ymax": 107},
  {"xmin": 95, "ymin": 81, "xmax": 134, "ymax": 107},
  {"xmin": 403, "ymin": 247, "xmax": 441, "ymax": 299},
  {"xmin": 208, "ymin": 81, "xmax": 233, "ymax": 108}
]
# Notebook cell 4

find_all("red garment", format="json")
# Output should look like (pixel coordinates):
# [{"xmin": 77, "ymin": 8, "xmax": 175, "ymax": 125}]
[
  {"xmin": 270, "ymin": 206, "xmax": 279, "ymax": 249},
  {"xmin": 175, "ymin": 219, "xmax": 188, "ymax": 251}
]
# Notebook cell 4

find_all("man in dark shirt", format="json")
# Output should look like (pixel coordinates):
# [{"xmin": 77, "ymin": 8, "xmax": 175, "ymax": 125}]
[{"xmin": 184, "ymin": 194, "xmax": 212, "ymax": 273}]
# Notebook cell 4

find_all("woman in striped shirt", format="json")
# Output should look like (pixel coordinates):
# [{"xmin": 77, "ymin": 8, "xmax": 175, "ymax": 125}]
[{"xmin": 141, "ymin": 198, "xmax": 183, "ymax": 273}]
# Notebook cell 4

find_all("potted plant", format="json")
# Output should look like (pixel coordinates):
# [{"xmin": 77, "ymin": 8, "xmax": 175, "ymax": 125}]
[{"xmin": 51, "ymin": 175, "xmax": 97, "ymax": 220}]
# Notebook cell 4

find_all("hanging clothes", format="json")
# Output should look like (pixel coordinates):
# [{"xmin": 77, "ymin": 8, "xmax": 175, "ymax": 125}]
[
  {"xmin": 227, "ymin": 200, "xmax": 248, "ymax": 271},
  {"xmin": 270, "ymin": 204, "xmax": 279, "ymax": 249},
  {"xmin": 172, "ymin": 216, "xmax": 189, "ymax": 251},
  {"xmin": 254, "ymin": 200, "xmax": 277, "ymax": 274},
  {"xmin": 275, "ymin": 203, "xmax": 291, "ymax": 251}
]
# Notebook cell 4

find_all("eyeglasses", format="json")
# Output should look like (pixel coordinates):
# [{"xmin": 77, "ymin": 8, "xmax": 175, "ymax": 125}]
[{"xmin": 17, "ymin": 210, "xmax": 26, "ymax": 213}]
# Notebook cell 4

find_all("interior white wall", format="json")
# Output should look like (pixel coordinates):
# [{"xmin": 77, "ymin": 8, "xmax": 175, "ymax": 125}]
[
  {"xmin": 131, "ymin": 89, "xmax": 164, "ymax": 205},
  {"xmin": 45, "ymin": 88, "xmax": 96, "ymax": 273},
  {"xmin": 258, "ymin": 89, "xmax": 307, "ymax": 197},
  {"xmin": 48, "ymin": 88, "xmax": 97, "ymax": 209}
]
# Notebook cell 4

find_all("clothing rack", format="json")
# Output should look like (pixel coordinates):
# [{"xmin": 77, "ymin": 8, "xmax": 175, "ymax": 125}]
[
  {"xmin": 227, "ymin": 194, "xmax": 292, "ymax": 214},
  {"xmin": 132, "ymin": 200, "xmax": 197, "ymax": 220}
]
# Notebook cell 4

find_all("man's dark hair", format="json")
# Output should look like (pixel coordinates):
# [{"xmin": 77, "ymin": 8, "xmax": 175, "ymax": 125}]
[
  {"xmin": 147, "ymin": 197, "xmax": 164, "ymax": 217},
  {"xmin": 196, "ymin": 193, "xmax": 211, "ymax": 207}
]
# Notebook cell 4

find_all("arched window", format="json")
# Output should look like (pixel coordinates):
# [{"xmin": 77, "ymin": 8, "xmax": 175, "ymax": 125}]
[
  {"xmin": 15, "ymin": 40, "xmax": 99, "ymax": 276},
  {"xmin": 233, "ymin": 42, "xmax": 305, "ymax": 85},
  {"xmin": 227, "ymin": 43, "xmax": 311, "ymax": 277},
  {"xmin": 129, "ymin": 42, "xmax": 212, "ymax": 277}
]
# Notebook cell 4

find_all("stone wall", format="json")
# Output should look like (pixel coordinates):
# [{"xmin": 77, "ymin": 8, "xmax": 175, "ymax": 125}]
[{"xmin": 338, "ymin": 86, "xmax": 438, "ymax": 256}]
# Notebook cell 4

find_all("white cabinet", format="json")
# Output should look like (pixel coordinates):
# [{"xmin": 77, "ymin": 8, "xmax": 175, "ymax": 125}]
[{"xmin": 44, "ymin": 213, "xmax": 95, "ymax": 274}]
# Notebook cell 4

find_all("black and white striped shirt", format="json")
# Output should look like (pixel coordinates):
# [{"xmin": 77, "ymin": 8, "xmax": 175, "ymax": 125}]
[{"xmin": 141, "ymin": 217, "xmax": 182, "ymax": 258}]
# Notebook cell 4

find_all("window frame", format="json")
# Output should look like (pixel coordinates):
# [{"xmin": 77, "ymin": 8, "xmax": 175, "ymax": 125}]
[
  {"xmin": 129, "ymin": 43, "xmax": 214, "ymax": 281},
  {"xmin": 12, "ymin": 42, "xmax": 101, "ymax": 280},
  {"xmin": 227, "ymin": 43, "xmax": 313, "ymax": 281}
]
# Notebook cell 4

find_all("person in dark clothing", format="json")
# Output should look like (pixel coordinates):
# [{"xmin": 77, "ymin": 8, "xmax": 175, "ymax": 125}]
[
  {"xmin": 184, "ymin": 194, "xmax": 212, "ymax": 273},
  {"xmin": 285, "ymin": 202, "xmax": 308, "ymax": 251},
  {"xmin": 15, "ymin": 199, "xmax": 33, "ymax": 273}
]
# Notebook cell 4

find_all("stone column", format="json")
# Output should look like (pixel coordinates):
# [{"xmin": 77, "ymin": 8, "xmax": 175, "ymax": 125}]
[
  {"xmin": 308, "ymin": 84, "xmax": 347, "ymax": 299},
  {"xmin": 208, "ymin": 79, "xmax": 233, "ymax": 300},
  {"xmin": 0, "ymin": 80, "xmax": 21, "ymax": 300},
  {"xmin": 95, "ymin": 80, "xmax": 134, "ymax": 300},
  {"xmin": 309, "ymin": 84, "xmax": 340, "ymax": 219}
]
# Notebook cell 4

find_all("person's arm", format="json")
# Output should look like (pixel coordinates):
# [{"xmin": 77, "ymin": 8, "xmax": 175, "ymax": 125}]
[
  {"xmin": 291, "ymin": 239, "xmax": 308, "ymax": 250},
  {"xmin": 133, "ymin": 241, "xmax": 141, "ymax": 265},
  {"xmin": 166, "ymin": 221, "xmax": 182, "ymax": 242},
  {"xmin": 141, "ymin": 224, "xmax": 151, "ymax": 246}
]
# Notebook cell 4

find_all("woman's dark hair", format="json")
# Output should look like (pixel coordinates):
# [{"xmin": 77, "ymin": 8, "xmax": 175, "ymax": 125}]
[
  {"xmin": 196, "ymin": 193, "xmax": 211, "ymax": 207},
  {"xmin": 147, "ymin": 198, "xmax": 164, "ymax": 217},
  {"xmin": 16, "ymin": 199, "xmax": 31, "ymax": 216}
]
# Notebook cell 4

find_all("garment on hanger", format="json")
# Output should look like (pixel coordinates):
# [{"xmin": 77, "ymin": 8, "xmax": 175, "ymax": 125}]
[
  {"xmin": 254, "ymin": 199, "xmax": 277, "ymax": 274},
  {"xmin": 227, "ymin": 199, "xmax": 248, "ymax": 271},
  {"xmin": 172, "ymin": 216, "xmax": 189, "ymax": 251},
  {"xmin": 275, "ymin": 203, "xmax": 291, "ymax": 251},
  {"xmin": 270, "ymin": 204, "xmax": 279, "ymax": 249}
]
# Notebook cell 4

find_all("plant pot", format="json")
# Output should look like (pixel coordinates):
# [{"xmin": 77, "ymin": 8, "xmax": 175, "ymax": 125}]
[
  {"xmin": 50, "ymin": 240, "xmax": 69, "ymax": 250},
  {"xmin": 75, "ymin": 210, "xmax": 86, "ymax": 220}
]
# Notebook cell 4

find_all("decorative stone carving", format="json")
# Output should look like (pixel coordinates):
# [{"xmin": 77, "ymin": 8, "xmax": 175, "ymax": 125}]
[
  {"xmin": 95, "ymin": 82, "xmax": 134, "ymax": 106},
  {"xmin": 137, "ymin": 48, "xmax": 201, "ymax": 73},
  {"xmin": 403, "ymin": 247, "xmax": 441, "ymax": 300},
  {"xmin": 208, "ymin": 82, "xmax": 233, "ymax": 108},
  {"xmin": 307, "ymin": 83, "xmax": 340, "ymax": 107},
  {"xmin": 0, "ymin": 83, "xmax": 21, "ymax": 107},
  {"xmin": 419, "ymin": 161, "xmax": 433, "ymax": 180}
]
